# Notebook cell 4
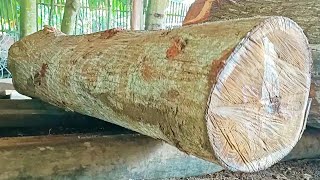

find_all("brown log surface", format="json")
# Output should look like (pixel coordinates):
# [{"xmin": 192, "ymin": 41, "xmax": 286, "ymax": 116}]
[
  {"xmin": 9, "ymin": 17, "xmax": 311, "ymax": 172},
  {"xmin": 183, "ymin": 0, "xmax": 320, "ymax": 44},
  {"xmin": 183, "ymin": 0, "xmax": 320, "ymax": 128}
]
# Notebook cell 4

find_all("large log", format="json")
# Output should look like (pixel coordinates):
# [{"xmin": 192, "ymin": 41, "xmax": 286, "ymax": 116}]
[
  {"xmin": 183, "ymin": 0, "xmax": 320, "ymax": 128},
  {"xmin": 182, "ymin": 0, "xmax": 320, "ymax": 44},
  {"xmin": 8, "ymin": 17, "xmax": 312, "ymax": 172}
]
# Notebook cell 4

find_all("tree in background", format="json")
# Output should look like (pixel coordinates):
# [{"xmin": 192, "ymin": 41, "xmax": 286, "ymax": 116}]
[
  {"xmin": 61, "ymin": 0, "xmax": 80, "ymax": 35},
  {"xmin": 145, "ymin": 0, "xmax": 169, "ymax": 30},
  {"xmin": 20, "ymin": 0, "xmax": 37, "ymax": 38}
]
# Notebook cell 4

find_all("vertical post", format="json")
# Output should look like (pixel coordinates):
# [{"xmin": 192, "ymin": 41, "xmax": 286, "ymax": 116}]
[
  {"xmin": 131, "ymin": 0, "xmax": 143, "ymax": 30},
  {"xmin": 61, "ymin": 0, "xmax": 80, "ymax": 35},
  {"xmin": 20, "ymin": 0, "xmax": 37, "ymax": 38},
  {"xmin": 106, "ymin": 0, "xmax": 110, "ymax": 29}
]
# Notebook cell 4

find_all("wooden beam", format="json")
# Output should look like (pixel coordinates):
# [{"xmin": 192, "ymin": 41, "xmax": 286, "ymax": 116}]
[
  {"xmin": 0, "ymin": 99, "xmax": 119, "ymax": 128},
  {"xmin": 0, "ymin": 128, "xmax": 319, "ymax": 179},
  {"xmin": 0, "ymin": 134, "xmax": 222, "ymax": 179}
]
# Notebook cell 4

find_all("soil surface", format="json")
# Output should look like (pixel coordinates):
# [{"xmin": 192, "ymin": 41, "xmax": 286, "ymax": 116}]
[{"xmin": 181, "ymin": 160, "xmax": 320, "ymax": 180}]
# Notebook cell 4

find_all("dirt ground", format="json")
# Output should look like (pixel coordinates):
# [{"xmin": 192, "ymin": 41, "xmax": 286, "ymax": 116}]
[{"xmin": 181, "ymin": 159, "xmax": 320, "ymax": 180}]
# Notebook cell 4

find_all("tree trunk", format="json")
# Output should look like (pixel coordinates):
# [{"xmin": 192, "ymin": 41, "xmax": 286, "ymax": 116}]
[
  {"xmin": 131, "ymin": 0, "xmax": 144, "ymax": 30},
  {"xmin": 183, "ymin": 0, "xmax": 320, "ymax": 128},
  {"xmin": 145, "ymin": 0, "xmax": 169, "ymax": 30},
  {"xmin": 8, "ymin": 17, "xmax": 312, "ymax": 172},
  {"xmin": 20, "ymin": 0, "xmax": 37, "ymax": 38},
  {"xmin": 61, "ymin": 0, "xmax": 80, "ymax": 35}
]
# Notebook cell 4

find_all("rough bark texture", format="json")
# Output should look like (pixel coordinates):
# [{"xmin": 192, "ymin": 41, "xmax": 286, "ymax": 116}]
[
  {"xmin": 8, "ymin": 17, "xmax": 311, "ymax": 172},
  {"xmin": 183, "ymin": 0, "xmax": 320, "ymax": 128},
  {"xmin": 183, "ymin": 0, "xmax": 320, "ymax": 44},
  {"xmin": 61, "ymin": 0, "xmax": 80, "ymax": 35},
  {"xmin": 20, "ymin": 0, "xmax": 37, "ymax": 38},
  {"xmin": 145, "ymin": 0, "xmax": 169, "ymax": 30}
]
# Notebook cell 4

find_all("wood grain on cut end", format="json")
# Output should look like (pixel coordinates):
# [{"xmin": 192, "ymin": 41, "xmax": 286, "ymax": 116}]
[{"xmin": 206, "ymin": 17, "xmax": 312, "ymax": 172}]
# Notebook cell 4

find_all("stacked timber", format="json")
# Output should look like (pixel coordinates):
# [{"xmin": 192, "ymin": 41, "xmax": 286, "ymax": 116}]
[
  {"xmin": 8, "ymin": 17, "xmax": 311, "ymax": 172},
  {"xmin": 183, "ymin": 0, "xmax": 320, "ymax": 128},
  {"xmin": 1, "ymin": 128, "xmax": 320, "ymax": 179}
]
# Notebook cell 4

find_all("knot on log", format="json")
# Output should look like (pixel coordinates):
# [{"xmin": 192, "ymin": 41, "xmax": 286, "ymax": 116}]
[
  {"xmin": 43, "ymin": 26, "xmax": 64, "ymax": 36},
  {"xmin": 166, "ymin": 36, "xmax": 187, "ymax": 60},
  {"xmin": 33, "ymin": 63, "xmax": 48, "ymax": 86},
  {"xmin": 100, "ymin": 28, "xmax": 123, "ymax": 39}
]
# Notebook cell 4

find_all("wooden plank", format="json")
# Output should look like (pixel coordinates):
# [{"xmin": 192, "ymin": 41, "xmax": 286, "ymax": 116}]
[
  {"xmin": 0, "ymin": 134, "xmax": 223, "ymax": 179},
  {"xmin": 0, "ymin": 128, "xmax": 319, "ymax": 179},
  {"xmin": 0, "ymin": 99, "xmax": 115, "ymax": 128}
]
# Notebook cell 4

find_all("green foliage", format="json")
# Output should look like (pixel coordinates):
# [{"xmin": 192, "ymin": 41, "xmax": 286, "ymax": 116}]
[
  {"xmin": 0, "ymin": 0, "xmax": 19, "ymax": 21},
  {"xmin": 88, "ymin": 0, "xmax": 105, "ymax": 9}
]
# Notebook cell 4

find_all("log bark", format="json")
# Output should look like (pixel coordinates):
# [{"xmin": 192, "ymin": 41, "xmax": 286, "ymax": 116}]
[
  {"xmin": 8, "ymin": 17, "xmax": 312, "ymax": 172},
  {"xmin": 183, "ymin": 0, "xmax": 320, "ymax": 44},
  {"xmin": 183, "ymin": 0, "xmax": 320, "ymax": 128}
]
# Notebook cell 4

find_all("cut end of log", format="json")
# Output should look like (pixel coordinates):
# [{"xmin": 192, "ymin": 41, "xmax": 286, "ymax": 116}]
[{"xmin": 206, "ymin": 17, "xmax": 312, "ymax": 172}]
